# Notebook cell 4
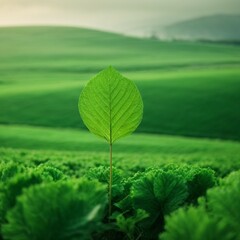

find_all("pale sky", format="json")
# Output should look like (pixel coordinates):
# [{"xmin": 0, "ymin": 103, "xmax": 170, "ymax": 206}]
[{"xmin": 0, "ymin": 0, "xmax": 239, "ymax": 35}]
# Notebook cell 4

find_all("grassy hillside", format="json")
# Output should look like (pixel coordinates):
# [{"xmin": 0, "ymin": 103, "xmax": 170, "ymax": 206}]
[
  {"xmin": 0, "ymin": 27, "xmax": 240, "ymax": 140},
  {"xmin": 163, "ymin": 14, "xmax": 240, "ymax": 41}
]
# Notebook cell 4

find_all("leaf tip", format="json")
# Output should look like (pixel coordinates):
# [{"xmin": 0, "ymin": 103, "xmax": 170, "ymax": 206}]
[{"xmin": 107, "ymin": 65, "xmax": 118, "ymax": 73}]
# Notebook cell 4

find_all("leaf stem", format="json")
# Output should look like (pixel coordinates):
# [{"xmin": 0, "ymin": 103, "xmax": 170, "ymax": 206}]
[{"xmin": 109, "ymin": 143, "xmax": 113, "ymax": 219}]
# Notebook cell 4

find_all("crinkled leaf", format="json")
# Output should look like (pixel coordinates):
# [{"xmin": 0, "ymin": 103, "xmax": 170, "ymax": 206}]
[
  {"xmin": 161, "ymin": 206, "xmax": 232, "ymax": 240},
  {"xmin": 207, "ymin": 171, "xmax": 240, "ymax": 238},
  {"xmin": 153, "ymin": 171, "xmax": 188, "ymax": 215},
  {"xmin": 85, "ymin": 166, "xmax": 125, "ymax": 199},
  {"xmin": 116, "ymin": 209, "xmax": 149, "ymax": 238},
  {"xmin": 132, "ymin": 170, "xmax": 188, "ymax": 217},
  {"xmin": 159, "ymin": 164, "xmax": 217, "ymax": 204},
  {"xmin": 2, "ymin": 179, "xmax": 107, "ymax": 240},
  {"xmin": 131, "ymin": 170, "xmax": 188, "ymax": 238}
]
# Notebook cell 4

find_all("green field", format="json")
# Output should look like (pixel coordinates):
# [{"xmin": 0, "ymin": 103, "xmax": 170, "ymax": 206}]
[
  {"xmin": 1, "ymin": 26, "xmax": 240, "ymax": 140},
  {"xmin": 0, "ymin": 26, "xmax": 240, "ymax": 240}
]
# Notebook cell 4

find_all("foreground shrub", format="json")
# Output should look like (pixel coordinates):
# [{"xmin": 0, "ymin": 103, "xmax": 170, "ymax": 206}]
[
  {"xmin": 85, "ymin": 166, "xmax": 125, "ymax": 201},
  {"xmin": 35, "ymin": 164, "xmax": 66, "ymax": 181},
  {"xmin": 161, "ymin": 164, "xmax": 217, "ymax": 203},
  {"xmin": 0, "ymin": 166, "xmax": 65, "ymax": 227},
  {"xmin": 115, "ymin": 209, "xmax": 149, "ymax": 240},
  {"xmin": 160, "ymin": 206, "xmax": 231, "ymax": 240},
  {"xmin": 0, "ymin": 162, "xmax": 24, "ymax": 182},
  {"xmin": 0, "ymin": 172, "xmax": 43, "ymax": 226},
  {"xmin": 185, "ymin": 167, "xmax": 217, "ymax": 203},
  {"xmin": 161, "ymin": 171, "xmax": 240, "ymax": 240},
  {"xmin": 3, "ymin": 179, "xmax": 107, "ymax": 240},
  {"xmin": 206, "ymin": 170, "xmax": 240, "ymax": 239},
  {"xmin": 131, "ymin": 170, "xmax": 188, "ymax": 238}
]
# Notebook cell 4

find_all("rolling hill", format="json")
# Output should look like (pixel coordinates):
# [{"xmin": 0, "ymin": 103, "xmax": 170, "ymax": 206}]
[
  {"xmin": 162, "ymin": 14, "xmax": 240, "ymax": 41},
  {"xmin": 0, "ymin": 26, "xmax": 240, "ymax": 141}
]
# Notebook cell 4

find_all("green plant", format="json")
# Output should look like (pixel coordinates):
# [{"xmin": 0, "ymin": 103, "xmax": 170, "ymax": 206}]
[
  {"xmin": 0, "ymin": 171, "xmax": 43, "ymax": 226},
  {"xmin": 160, "ymin": 164, "xmax": 217, "ymax": 203},
  {"xmin": 2, "ymin": 179, "xmax": 107, "ymax": 240},
  {"xmin": 160, "ymin": 171, "xmax": 240, "ymax": 240},
  {"xmin": 85, "ymin": 166, "xmax": 125, "ymax": 202},
  {"xmin": 115, "ymin": 209, "xmax": 149, "ymax": 240},
  {"xmin": 0, "ymin": 162, "xmax": 24, "ymax": 182},
  {"xmin": 160, "ymin": 206, "xmax": 232, "ymax": 240},
  {"xmin": 78, "ymin": 66, "xmax": 143, "ymax": 218},
  {"xmin": 206, "ymin": 170, "xmax": 240, "ymax": 239},
  {"xmin": 131, "ymin": 170, "xmax": 188, "ymax": 238},
  {"xmin": 0, "ymin": 166, "xmax": 65, "ymax": 228},
  {"xmin": 35, "ymin": 164, "xmax": 66, "ymax": 181}
]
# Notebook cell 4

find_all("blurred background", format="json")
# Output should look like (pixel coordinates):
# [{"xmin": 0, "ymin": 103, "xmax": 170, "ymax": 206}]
[
  {"xmin": 1, "ymin": 0, "xmax": 240, "ymax": 39},
  {"xmin": 0, "ymin": 0, "xmax": 240, "ymax": 154}
]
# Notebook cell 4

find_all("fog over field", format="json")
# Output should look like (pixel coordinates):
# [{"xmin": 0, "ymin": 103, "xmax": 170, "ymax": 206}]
[{"xmin": 0, "ymin": 0, "xmax": 240, "ymax": 35}]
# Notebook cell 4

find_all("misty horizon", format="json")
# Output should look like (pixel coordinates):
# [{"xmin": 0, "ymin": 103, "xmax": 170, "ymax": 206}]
[{"xmin": 0, "ymin": 0, "xmax": 240, "ymax": 36}]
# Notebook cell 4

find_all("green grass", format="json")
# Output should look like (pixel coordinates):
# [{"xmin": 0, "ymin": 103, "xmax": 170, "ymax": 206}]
[
  {"xmin": 0, "ymin": 27, "xmax": 240, "ymax": 140},
  {"xmin": 0, "ymin": 124, "xmax": 240, "ymax": 175},
  {"xmin": 1, "ymin": 67, "xmax": 240, "ymax": 139}
]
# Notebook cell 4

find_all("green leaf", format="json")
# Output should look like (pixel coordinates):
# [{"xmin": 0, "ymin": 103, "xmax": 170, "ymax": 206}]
[
  {"xmin": 116, "ymin": 209, "xmax": 149, "ymax": 239},
  {"xmin": 132, "ymin": 170, "xmax": 188, "ymax": 218},
  {"xmin": 2, "ymin": 179, "xmax": 107, "ymax": 240},
  {"xmin": 161, "ymin": 206, "xmax": 232, "ymax": 240},
  {"xmin": 206, "ymin": 171, "xmax": 240, "ymax": 239},
  {"xmin": 131, "ymin": 170, "xmax": 188, "ymax": 238},
  {"xmin": 78, "ymin": 66, "xmax": 143, "ymax": 144},
  {"xmin": 85, "ymin": 166, "xmax": 125, "ymax": 199}
]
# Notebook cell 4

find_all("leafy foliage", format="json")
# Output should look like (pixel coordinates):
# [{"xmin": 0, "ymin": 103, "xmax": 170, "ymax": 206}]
[
  {"xmin": 206, "ymin": 170, "xmax": 240, "ymax": 239},
  {"xmin": 114, "ymin": 172, "xmax": 146, "ymax": 212},
  {"xmin": 85, "ymin": 166, "xmax": 125, "ymax": 200},
  {"xmin": 0, "ymin": 172, "xmax": 43, "ymax": 226},
  {"xmin": 186, "ymin": 167, "xmax": 217, "ymax": 203},
  {"xmin": 35, "ymin": 164, "xmax": 66, "ymax": 181},
  {"xmin": 0, "ymin": 162, "xmax": 24, "ymax": 182},
  {"xmin": 0, "ymin": 166, "xmax": 65, "ymax": 230},
  {"xmin": 161, "ymin": 171, "xmax": 240, "ymax": 240},
  {"xmin": 0, "ymin": 150, "xmax": 238, "ymax": 240},
  {"xmin": 2, "ymin": 179, "xmax": 107, "ymax": 240},
  {"xmin": 115, "ymin": 209, "xmax": 149, "ymax": 240},
  {"xmin": 79, "ymin": 66, "xmax": 143, "ymax": 144},
  {"xmin": 161, "ymin": 164, "xmax": 217, "ymax": 203},
  {"xmin": 161, "ymin": 206, "xmax": 232, "ymax": 240},
  {"xmin": 131, "ymin": 170, "xmax": 188, "ymax": 238}
]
